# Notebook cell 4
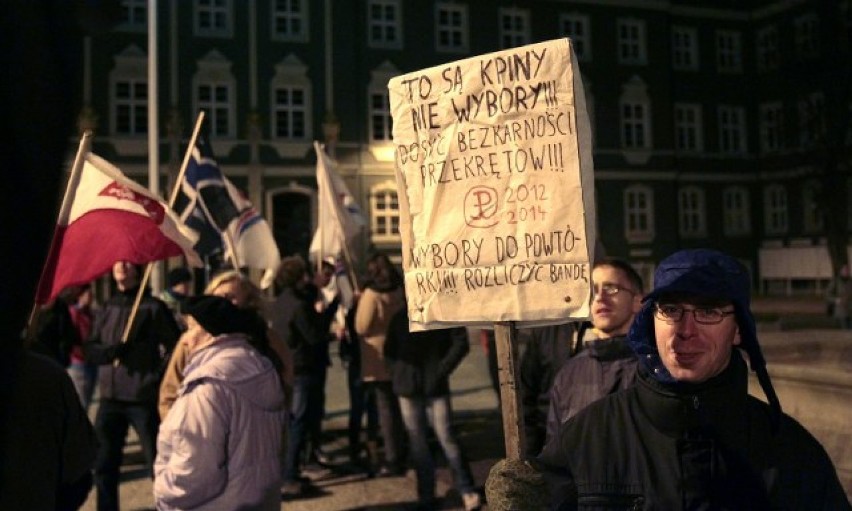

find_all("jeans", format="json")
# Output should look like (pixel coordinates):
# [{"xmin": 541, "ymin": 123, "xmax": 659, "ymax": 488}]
[
  {"xmin": 283, "ymin": 373, "xmax": 324, "ymax": 481},
  {"xmin": 399, "ymin": 395, "xmax": 475, "ymax": 503},
  {"xmin": 94, "ymin": 400, "xmax": 159, "ymax": 511},
  {"xmin": 306, "ymin": 365, "xmax": 328, "ymax": 457},
  {"xmin": 364, "ymin": 381, "xmax": 404, "ymax": 468},
  {"xmin": 347, "ymin": 362, "xmax": 378, "ymax": 456},
  {"xmin": 67, "ymin": 361, "xmax": 98, "ymax": 411}
]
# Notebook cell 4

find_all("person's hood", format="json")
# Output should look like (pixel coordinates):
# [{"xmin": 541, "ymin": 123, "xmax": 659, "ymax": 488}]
[
  {"xmin": 182, "ymin": 335, "xmax": 284, "ymax": 411},
  {"xmin": 627, "ymin": 248, "xmax": 781, "ymax": 428}
]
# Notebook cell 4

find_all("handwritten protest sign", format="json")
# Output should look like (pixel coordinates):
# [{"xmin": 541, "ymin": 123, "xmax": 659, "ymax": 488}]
[{"xmin": 389, "ymin": 38, "xmax": 595, "ymax": 330}]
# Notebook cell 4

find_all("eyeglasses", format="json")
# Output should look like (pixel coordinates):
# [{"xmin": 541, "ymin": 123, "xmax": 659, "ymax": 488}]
[
  {"xmin": 593, "ymin": 283, "xmax": 636, "ymax": 297},
  {"xmin": 654, "ymin": 303, "xmax": 735, "ymax": 325}
]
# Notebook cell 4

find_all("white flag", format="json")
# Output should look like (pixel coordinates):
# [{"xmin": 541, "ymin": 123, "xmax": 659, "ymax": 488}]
[{"xmin": 309, "ymin": 142, "xmax": 366, "ymax": 262}]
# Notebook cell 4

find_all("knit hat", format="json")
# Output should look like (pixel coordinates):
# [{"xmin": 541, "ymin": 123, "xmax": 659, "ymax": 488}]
[
  {"xmin": 627, "ymin": 249, "xmax": 781, "ymax": 425},
  {"xmin": 167, "ymin": 267, "xmax": 192, "ymax": 288},
  {"xmin": 184, "ymin": 295, "xmax": 256, "ymax": 337}
]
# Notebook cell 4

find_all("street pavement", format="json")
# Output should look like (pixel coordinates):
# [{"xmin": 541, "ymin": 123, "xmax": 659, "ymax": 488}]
[{"xmin": 78, "ymin": 298, "xmax": 852, "ymax": 510}]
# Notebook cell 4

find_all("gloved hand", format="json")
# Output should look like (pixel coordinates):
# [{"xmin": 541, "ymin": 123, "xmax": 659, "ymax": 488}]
[
  {"xmin": 485, "ymin": 458, "xmax": 550, "ymax": 511},
  {"xmin": 113, "ymin": 340, "xmax": 133, "ymax": 361}
]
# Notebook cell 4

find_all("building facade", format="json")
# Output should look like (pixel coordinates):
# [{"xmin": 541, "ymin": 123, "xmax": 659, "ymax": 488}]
[{"xmin": 77, "ymin": 0, "xmax": 852, "ymax": 293}]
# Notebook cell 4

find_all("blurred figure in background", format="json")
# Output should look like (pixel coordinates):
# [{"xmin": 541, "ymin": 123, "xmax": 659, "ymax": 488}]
[
  {"xmin": 355, "ymin": 253, "xmax": 407, "ymax": 477},
  {"xmin": 159, "ymin": 266, "xmax": 193, "ymax": 331},
  {"xmin": 67, "ymin": 284, "xmax": 98, "ymax": 411},
  {"xmin": 385, "ymin": 307, "xmax": 481, "ymax": 511}
]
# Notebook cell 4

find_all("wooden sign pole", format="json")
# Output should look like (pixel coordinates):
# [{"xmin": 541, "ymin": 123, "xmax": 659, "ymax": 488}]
[{"xmin": 493, "ymin": 321, "xmax": 526, "ymax": 460}]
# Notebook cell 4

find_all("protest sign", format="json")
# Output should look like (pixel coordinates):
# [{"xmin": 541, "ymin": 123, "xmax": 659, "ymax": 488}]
[{"xmin": 389, "ymin": 38, "xmax": 596, "ymax": 330}]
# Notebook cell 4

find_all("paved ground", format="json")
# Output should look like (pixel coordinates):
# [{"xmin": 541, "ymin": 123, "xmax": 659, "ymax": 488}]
[{"xmin": 79, "ymin": 296, "xmax": 851, "ymax": 510}]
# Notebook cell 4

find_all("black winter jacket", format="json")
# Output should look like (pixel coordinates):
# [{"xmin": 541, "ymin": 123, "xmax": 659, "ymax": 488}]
[
  {"xmin": 544, "ymin": 335, "xmax": 637, "ymax": 444},
  {"xmin": 271, "ymin": 286, "xmax": 323, "ymax": 376},
  {"xmin": 384, "ymin": 309, "xmax": 469, "ymax": 398},
  {"xmin": 84, "ymin": 287, "xmax": 180, "ymax": 403},
  {"xmin": 539, "ymin": 355, "xmax": 851, "ymax": 510}
]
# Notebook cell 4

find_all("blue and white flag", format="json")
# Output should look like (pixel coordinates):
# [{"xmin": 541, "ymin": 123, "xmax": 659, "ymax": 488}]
[{"xmin": 179, "ymin": 136, "xmax": 281, "ymax": 288}]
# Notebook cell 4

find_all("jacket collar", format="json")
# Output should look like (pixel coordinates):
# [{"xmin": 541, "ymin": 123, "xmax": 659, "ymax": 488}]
[{"xmin": 634, "ymin": 354, "xmax": 750, "ymax": 442}]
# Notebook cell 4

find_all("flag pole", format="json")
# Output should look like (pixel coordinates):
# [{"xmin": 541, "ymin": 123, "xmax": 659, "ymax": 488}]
[
  {"xmin": 28, "ymin": 131, "xmax": 94, "ymax": 332},
  {"xmin": 167, "ymin": 111, "xmax": 206, "ymax": 208},
  {"xmin": 113, "ymin": 112, "xmax": 207, "ymax": 365}
]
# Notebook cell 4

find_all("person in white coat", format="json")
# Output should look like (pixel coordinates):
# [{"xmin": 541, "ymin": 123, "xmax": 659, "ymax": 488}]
[{"xmin": 154, "ymin": 295, "xmax": 287, "ymax": 511}]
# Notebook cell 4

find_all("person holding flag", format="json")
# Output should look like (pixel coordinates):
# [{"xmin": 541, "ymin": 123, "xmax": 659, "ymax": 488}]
[
  {"xmin": 31, "ymin": 132, "xmax": 201, "ymax": 511},
  {"xmin": 84, "ymin": 261, "xmax": 181, "ymax": 511}
]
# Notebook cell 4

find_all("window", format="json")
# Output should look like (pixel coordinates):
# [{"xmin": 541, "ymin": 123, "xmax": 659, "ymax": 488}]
[
  {"xmin": 273, "ymin": 87, "xmax": 306, "ymax": 139},
  {"xmin": 679, "ymin": 186, "xmax": 706, "ymax": 238},
  {"xmin": 436, "ymin": 3, "xmax": 468, "ymax": 53},
  {"xmin": 617, "ymin": 19, "xmax": 646, "ymax": 65},
  {"xmin": 113, "ymin": 79, "xmax": 148, "ymax": 135},
  {"xmin": 499, "ymin": 7, "xmax": 530, "ymax": 49},
  {"xmin": 622, "ymin": 103, "xmax": 649, "ymax": 149},
  {"xmin": 197, "ymin": 84, "xmax": 232, "ymax": 137},
  {"xmin": 271, "ymin": 56, "xmax": 312, "ymax": 140},
  {"xmin": 794, "ymin": 13, "xmax": 819, "ymax": 59},
  {"xmin": 756, "ymin": 26, "xmax": 779, "ymax": 71},
  {"xmin": 368, "ymin": 62, "xmax": 397, "ymax": 147},
  {"xmin": 368, "ymin": 0, "xmax": 401, "ymax": 48},
  {"xmin": 802, "ymin": 180, "xmax": 823, "ymax": 232},
  {"xmin": 718, "ymin": 106, "xmax": 746, "ymax": 154},
  {"xmin": 799, "ymin": 92, "xmax": 825, "ymax": 148},
  {"xmin": 195, "ymin": 0, "xmax": 232, "ymax": 37},
  {"xmin": 272, "ymin": 0, "xmax": 308, "ymax": 42},
  {"xmin": 193, "ymin": 51, "xmax": 236, "ymax": 138},
  {"xmin": 620, "ymin": 77, "xmax": 651, "ymax": 151},
  {"xmin": 723, "ymin": 186, "xmax": 751, "ymax": 236},
  {"xmin": 674, "ymin": 103, "xmax": 703, "ymax": 152},
  {"xmin": 764, "ymin": 184, "xmax": 788, "ymax": 235},
  {"xmin": 110, "ymin": 46, "xmax": 147, "ymax": 136},
  {"xmin": 672, "ymin": 26, "xmax": 698, "ymax": 71},
  {"xmin": 716, "ymin": 30, "xmax": 742, "ymax": 73},
  {"xmin": 560, "ymin": 14, "xmax": 591, "ymax": 60},
  {"xmin": 369, "ymin": 90, "xmax": 392, "ymax": 141},
  {"xmin": 120, "ymin": 0, "xmax": 146, "ymax": 30},
  {"xmin": 759, "ymin": 103, "xmax": 783, "ymax": 154},
  {"xmin": 370, "ymin": 182, "xmax": 400, "ymax": 242},
  {"xmin": 624, "ymin": 185, "xmax": 654, "ymax": 242}
]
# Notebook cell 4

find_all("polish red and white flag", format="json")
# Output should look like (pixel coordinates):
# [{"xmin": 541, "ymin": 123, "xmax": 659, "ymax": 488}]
[{"xmin": 35, "ymin": 152, "xmax": 201, "ymax": 304}]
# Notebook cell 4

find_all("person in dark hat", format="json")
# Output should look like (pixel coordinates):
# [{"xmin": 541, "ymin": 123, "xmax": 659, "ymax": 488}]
[
  {"xmin": 154, "ymin": 295, "xmax": 286, "ymax": 511},
  {"xmin": 159, "ymin": 266, "xmax": 194, "ymax": 330},
  {"xmin": 538, "ymin": 248, "xmax": 850, "ymax": 510}
]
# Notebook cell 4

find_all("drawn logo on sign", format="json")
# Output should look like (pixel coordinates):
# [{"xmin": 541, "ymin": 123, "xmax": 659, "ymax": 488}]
[{"xmin": 464, "ymin": 186, "xmax": 499, "ymax": 228}]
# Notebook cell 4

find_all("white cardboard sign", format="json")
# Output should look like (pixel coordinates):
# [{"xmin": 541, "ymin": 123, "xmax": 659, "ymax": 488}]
[{"xmin": 388, "ymin": 38, "xmax": 596, "ymax": 330}]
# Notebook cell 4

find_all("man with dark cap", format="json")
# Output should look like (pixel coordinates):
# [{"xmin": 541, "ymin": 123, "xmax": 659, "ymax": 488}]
[
  {"xmin": 159, "ymin": 266, "xmax": 193, "ymax": 330},
  {"xmin": 538, "ymin": 248, "xmax": 850, "ymax": 510}
]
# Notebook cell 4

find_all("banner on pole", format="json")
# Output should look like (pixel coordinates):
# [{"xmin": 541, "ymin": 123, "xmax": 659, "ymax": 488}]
[{"xmin": 388, "ymin": 38, "xmax": 596, "ymax": 330}]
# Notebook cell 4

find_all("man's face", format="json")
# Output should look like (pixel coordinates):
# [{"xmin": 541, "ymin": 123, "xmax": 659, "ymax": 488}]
[
  {"xmin": 653, "ymin": 297, "xmax": 740, "ymax": 383},
  {"xmin": 112, "ymin": 261, "xmax": 139, "ymax": 290},
  {"xmin": 590, "ymin": 265, "xmax": 641, "ymax": 337}
]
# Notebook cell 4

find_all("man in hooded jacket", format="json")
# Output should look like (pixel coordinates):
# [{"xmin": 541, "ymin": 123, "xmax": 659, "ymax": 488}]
[{"xmin": 539, "ymin": 249, "xmax": 850, "ymax": 510}]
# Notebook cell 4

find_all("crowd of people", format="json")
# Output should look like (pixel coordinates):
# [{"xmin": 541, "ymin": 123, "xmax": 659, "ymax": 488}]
[{"xmin": 16, "ymin": 248, "xmax": 850, "ymax": 511}]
